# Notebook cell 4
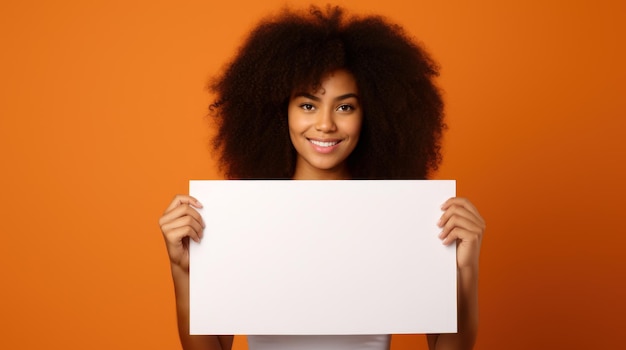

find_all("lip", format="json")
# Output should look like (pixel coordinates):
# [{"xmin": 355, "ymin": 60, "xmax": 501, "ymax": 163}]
[{"xmin": 307, "ymin": 138, "xmax": 343, "ymax": 154}]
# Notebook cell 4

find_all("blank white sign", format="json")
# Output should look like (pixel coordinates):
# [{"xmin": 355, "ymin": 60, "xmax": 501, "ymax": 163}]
[{"xmin": 189, "ymin": 180, "xmax": 457, "ymax": 335}]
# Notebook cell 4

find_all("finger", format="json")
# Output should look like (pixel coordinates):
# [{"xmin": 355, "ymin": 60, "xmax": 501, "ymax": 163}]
[
  {"xmin": 441, "ymin": 227, "xmax": 459, "ymax": 246},
  {"xmin": 442, "ymin": 226, "xmax": 482, "ymax": 246},
  {"xmin": 164, "ymin": 224, "xmax": 203, "ymax": 246},
  {"xmin": 161, "ymin": 214, "xmax": 205, "ymax": 240},
  {"xmin": 438, "ymin": 204, "xmax": 484, "ymax": 230},
  {"xmin": 160, "ymin": 204, "xmax": 205, "ymax": 229},
  {"xmin": 439, "ymin": 214, "xmax": 482, "ymax": 242},
  {"xmin": 441, "ymin": 197, "xmax": 482, "ymax": 221},
  {"xmin": 159, "ymin": 203, "xmax": 206, "ymax": 229},
  {"xmin": 164, "ymin": 194, "xmax": 203, "ymax": 214},
  {"xmin": 163, "ymin": 228, "xmax": 196, "ymax": 248}
]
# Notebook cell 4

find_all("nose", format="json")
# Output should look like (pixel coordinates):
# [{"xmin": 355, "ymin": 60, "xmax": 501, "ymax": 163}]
[{"xmin": 315, "ymin": 108, "xmax": 337, "ymax": 132}]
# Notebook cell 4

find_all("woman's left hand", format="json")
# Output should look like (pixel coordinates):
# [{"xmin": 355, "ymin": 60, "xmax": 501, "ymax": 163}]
[{"xmin": 438, "ymin": 197, "xmax": 485, "ymax": 270}]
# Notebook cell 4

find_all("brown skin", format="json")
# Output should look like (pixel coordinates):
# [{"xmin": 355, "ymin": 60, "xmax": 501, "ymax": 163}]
[
  {"xmin": 428, "ymin": 198, "xmax": 484, "ymax": 350},
  {"xmin": 289, "ymin": 69, "xmax": 363, "ymax": 180},
  {"xmin": 159, "ymin": 195, "xmax": 234, "ymax": 350}
]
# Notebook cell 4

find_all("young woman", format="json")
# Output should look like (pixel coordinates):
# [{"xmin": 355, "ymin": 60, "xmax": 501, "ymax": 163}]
[{"xmin": 159, "ymin": 5, "xmax": 485, "ymax": 350}]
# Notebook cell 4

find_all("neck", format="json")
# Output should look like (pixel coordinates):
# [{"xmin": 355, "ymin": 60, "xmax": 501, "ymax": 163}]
[{"xmin": 292, "ymin": 164, "xmax": 351, "ymax": 180}]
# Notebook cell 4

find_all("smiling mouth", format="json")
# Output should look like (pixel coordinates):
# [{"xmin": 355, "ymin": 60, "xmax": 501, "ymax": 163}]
[{"xmin": 308, "ymin": 139, "xmax": 341, "ymax": 147}]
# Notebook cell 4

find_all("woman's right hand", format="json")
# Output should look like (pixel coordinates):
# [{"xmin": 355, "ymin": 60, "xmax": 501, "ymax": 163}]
[{"xmin": 159, "ymin": 195, "xmax": 205, "ymax": 272}]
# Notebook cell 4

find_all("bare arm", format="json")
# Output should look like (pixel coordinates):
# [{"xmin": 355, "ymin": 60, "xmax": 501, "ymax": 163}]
[
  {"xmin": 427, "ymin": 266, "xmax": 478, "ymax": 350},
  {"xmin": 427, "ymin": 198, "xmax": 484, "ymax": 350},
  {"xmin": 171, "ymin": 264, "xmax": 233, "ymax": 350},
  {"xmin": 160, "ymin": 195, "xmax": 234, "ymax": 350}
]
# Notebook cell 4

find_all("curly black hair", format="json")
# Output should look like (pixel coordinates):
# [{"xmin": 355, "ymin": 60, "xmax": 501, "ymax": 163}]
[{"xmin": 210, "ymin": 5, "xmax": 445, "ymax": 179}]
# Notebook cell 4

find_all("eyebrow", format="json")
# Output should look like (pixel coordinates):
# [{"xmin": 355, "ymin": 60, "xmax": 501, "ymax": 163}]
[{"xmin": 292, "ymin": 92, "xmax": 359, "ymax": 102}]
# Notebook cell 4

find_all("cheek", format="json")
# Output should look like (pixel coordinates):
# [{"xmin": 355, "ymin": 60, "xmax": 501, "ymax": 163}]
[
  {"xmin": 342, "ymin": 115, "xmax": 363, "ymax": 138},
  {"xmin": 287, "ymin": 107, "xmax": 304, "ymax": 132},
  {"xmin": 288, "ymin": 117, "xmax": 303, "ymax": 136}
]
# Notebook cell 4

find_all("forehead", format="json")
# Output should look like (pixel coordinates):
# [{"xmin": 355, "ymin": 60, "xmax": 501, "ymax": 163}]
[{"xmin": 296, "ymin": 69, "xmax": 358, "ymax": 96}]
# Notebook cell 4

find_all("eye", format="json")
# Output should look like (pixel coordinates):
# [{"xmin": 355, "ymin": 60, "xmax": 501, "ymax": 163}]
[
  {"xmin": 336, "ymin": 104, "xmax": 355, "ymax": 112},
  {"xmin": 300, "ymin": 103, "xmax": 315, "ymax": 111}
]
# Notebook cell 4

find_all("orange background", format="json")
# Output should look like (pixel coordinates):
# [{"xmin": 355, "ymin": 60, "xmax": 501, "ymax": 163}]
[{"xmin": 1, "ymin": 0, "xmax": 624, "ymax": 349}]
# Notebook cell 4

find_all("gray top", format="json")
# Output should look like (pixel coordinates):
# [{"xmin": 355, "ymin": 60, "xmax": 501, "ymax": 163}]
[{"xmin": 247, "ymin": 335, "xmax": 391, "ymax": 350}]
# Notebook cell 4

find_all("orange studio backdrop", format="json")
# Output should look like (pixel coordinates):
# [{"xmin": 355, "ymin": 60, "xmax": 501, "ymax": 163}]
[{"xmin": 0, "ymin": 0, "xmax": 624, "ymax": 349}]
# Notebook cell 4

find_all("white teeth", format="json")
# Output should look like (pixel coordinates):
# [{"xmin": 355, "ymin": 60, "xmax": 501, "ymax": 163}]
[{"xmin": 310, "ymin": 140, "xmax": 339, "ymax": 147}]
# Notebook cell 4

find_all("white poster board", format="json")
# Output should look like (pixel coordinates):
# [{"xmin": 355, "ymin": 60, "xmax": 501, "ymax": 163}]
[{"xmin": 189, "ymin": 180, "xmax": 457, "ymax": 335}]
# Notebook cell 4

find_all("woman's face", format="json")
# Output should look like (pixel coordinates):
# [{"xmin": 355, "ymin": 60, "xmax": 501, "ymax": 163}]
[{"xmin": 288, "ymin": 69, "xmax": 363, "ymax": 180}]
